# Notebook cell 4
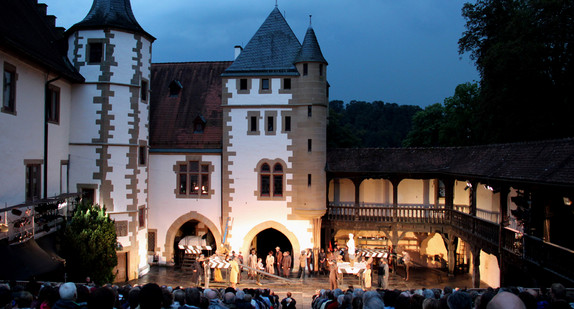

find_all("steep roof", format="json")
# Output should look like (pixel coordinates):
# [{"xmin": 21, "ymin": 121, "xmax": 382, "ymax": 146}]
[
  {"xmin": 150, "ymin": 61, "xmax": 232, "ymax": 150},
  {"xmin": 294, "ymin": 26, "xmax": 327, "ymax": 64},
  {"xmin": 67, "ymin": 0, "xmax": 154, "ymax": 41},
  {"xmin": 222, "ymin": 7, "xmax": 301, "ymax": 77},
  {"xmin": 0, "ymin": 0, "xmax": 83, "ymax": 82},
  {"xmin": 327, "ymin": 139, "xmax": 574, "ymax": 187}
]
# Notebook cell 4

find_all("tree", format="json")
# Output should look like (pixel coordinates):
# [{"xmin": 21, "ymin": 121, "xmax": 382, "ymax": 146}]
[
  {"xmin": 402, "ymin": 103, "xmax": 445, "ymax": 147},
  {"xmin": 61, "ymin": 202, "xmax": 118, "ymax": 284},
  {"xmin": 440, "ymin": 82, "xmax": 480, "ymax": 146},
  {"xmin": 459, "ymin": 0, "xmax": 574, "ymax": 143}
]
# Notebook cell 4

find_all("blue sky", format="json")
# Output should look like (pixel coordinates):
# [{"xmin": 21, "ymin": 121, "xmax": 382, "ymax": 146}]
[{"xmin": 42, "ymin": 0, "xmax": 479, "ymax": 107}]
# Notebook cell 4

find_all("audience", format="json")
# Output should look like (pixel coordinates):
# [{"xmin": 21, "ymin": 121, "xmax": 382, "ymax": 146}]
[{"xmin": 0, "ymin": 278, "xmax": 572, "ymax": 309}]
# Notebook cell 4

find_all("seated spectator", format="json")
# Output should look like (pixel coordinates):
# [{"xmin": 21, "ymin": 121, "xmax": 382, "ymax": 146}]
[
  {"xmin": 486, "ymin": 291, "xmax": 526, "ymax": 309},
  {"xmin": 53, "ymin": 282, "xmax": 79, "ymax": 309},
  {"xmin": 280, "ymin": 292, "xmax": 296, "ymax": 309},
  {"xmin": 88, "ymin": 286, "xmax": 115, "ymax": 309},
  {"xmin": 15, "ymin": 291, "xmax": 34, "ymax": 309},
  {"xmin": 139, "ymin": 283, "xmax": 163, "ymax": 309},
  {"xmin": 447, "ymin": 291, "xmax": 472, "ymax": 309}
]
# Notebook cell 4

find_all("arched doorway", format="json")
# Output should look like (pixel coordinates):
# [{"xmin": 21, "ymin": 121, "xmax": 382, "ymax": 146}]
[
  {"xmin": 173, "ymin": 220, "xmax": 216, "ymax": 267},
  {"xmin": 250, "ymin": 228, "xmax": 293, "ymax": 262},
  {"xmin": 164, "ymin": 211, "xmax": 222, "ymax": 265}
]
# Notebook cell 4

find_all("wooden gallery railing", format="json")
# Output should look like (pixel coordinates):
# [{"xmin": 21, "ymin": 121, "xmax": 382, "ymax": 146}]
[{"xmin": 326, "ymin": 203, "xmax": 574, "ymax": 283}]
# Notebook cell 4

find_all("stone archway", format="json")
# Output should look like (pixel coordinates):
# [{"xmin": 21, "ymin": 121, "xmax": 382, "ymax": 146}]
[
  {"xmin": 241, "ymin": 221, "xmax": 301, "ymax": 265},
  {"xmin": 164, "ymin": 211, "xmax": 222, "ymax": 262}
]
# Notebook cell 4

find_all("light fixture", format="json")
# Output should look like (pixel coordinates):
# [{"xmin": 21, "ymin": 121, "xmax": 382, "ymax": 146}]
[
  {"xmin": 564, "ymin": 197, "xmax": 572, "ymax": 206},
  {"xmin": 0, "ymin": 224, "xmax": 8, "ymax": 233}
]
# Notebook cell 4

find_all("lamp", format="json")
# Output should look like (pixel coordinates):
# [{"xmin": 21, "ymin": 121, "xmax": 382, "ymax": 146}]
[{"xmin": 564, "ymin": 197, "xmax": 572, "ymax": 206}]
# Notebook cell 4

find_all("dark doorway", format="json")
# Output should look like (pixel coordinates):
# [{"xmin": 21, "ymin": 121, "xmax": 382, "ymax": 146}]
[
  {"xmin": 174, "ymin": 220, "xmax": 216, "ymax": 267},
  {"xmin": 252, "ymin": 228, "xmax": 292, "ymax": 263}
]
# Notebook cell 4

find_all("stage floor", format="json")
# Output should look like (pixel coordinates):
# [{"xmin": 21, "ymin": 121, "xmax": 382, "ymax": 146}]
[{"xmin": 129, "ymin": 265, "xmax": 489, "ymax": 309}]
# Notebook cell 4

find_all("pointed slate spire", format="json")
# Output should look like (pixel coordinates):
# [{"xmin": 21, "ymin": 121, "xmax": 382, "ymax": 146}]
[
  {"xmin": 223, "ymin": 7, "xmax": 301, "ymax": 76},
  {"xmin": 295, "ymin": 24, "xmax": 327, "ymax": 64},
  {"xmin": 68, "ymin": 0, "xmax": 154, "ymax": 40}
]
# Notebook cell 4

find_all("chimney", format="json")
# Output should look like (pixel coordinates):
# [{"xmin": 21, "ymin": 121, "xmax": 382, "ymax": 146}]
[
  {"xmin": 46, "ymin": 15, "xmax": 56, "ymax": 28},
  {"xmin": 234, "ymin": 45, "xmax": 243, "ymax": 60},
  {"xmin": 36, "ymin": 3, "xmax": 47, "ymax": 16}
]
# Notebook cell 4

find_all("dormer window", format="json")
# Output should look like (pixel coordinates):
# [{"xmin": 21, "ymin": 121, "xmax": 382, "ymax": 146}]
[
  {"xmin": 193, "ymin": 115, "xmax": 206, "ymax": 133},
  {"xmin": 169, "ymin": 80, "xmax": 183, "ymax": 97}
]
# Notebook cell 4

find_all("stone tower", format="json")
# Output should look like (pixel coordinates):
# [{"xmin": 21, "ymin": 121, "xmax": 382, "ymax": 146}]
[
  {"xmin": 221, "ymin": 7, "xmax": 328, "ymax": 263},
  {"xmin": 65, "ymin": 0, "xmax": 155, "ymax": 280}
]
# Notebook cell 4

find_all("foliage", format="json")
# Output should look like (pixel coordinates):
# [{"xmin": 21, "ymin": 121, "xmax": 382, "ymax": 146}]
[
  {"xmin": 61, "ymin": 202, "xmax": 118, "ymax": 284},
  {"xmin": 403, "ymin": 82, "xmax": 481, "ymax": 147},
  {"xmin": 459, "ymin": 0, "xmax": 574, "ymax": 143},
  {"xmin": 327, "ymin": 100, "xmax": 422, "ymax": 148}
]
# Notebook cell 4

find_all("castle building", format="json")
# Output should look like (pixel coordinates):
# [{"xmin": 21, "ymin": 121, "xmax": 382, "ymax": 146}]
[{"xmin": 2, "ymin": 0, "xmax": 573, "ymax": 286}]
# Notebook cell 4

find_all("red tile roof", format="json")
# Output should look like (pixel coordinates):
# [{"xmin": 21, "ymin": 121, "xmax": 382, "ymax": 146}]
[{"xmin": 150, "ymin": 61, "xmax": 232, "ymax": 150}]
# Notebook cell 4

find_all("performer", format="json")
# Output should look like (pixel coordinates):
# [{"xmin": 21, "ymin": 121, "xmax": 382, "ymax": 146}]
[
  {"xmin": 319, "ymin": 248, "xmax": 327, "ymax": 275},
  {"xmin": 256, "ymin": 258, "xmax": 264, "ymax": 286},
  {"xmin": 328, "ymin": 258, "xmax": 338, "ymax": 290},
  {"xmin": 248, "ymin": 249, "xmax": 257, "ymax": 280},
  {"xmin": 265, "ymin": 250, "xmax": 275, "ymax": 275},
  {"xmin": 378, "ymin": 258, "xmax": 389, "ymax": 289},
  {"xmin": 402, "ymin": 251, "xmax": 412, "ymax": 281},
  {"xmin": 229, "ymin": 256, "xmax": 239, "ymax": 288},
  {"xmin": 364, "ymin": 257, "xmax": 373, "ymax": 289},
  {"xmin": 275, "ymin": 246, "xmax": 283, "ymax": 276},
  {"xmin": 306, "ymin": 248, "xmax": 314, "ymax": 277},
  {"xmin": 347, "ymin": 233, "xmax": 356, "ymax": 267},
  {"xmin": 297, "ymin": 250, "xmax": 306, "ymax": 281},
  {"xmin": 282, "ymin": 251, "xmax": 292, "ymax": 278}
]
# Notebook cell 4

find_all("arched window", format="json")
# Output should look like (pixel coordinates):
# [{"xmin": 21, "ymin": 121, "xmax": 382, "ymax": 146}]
[{"xmin": 259, "ymin": 162, "xmax": 283, "ymax": 197}]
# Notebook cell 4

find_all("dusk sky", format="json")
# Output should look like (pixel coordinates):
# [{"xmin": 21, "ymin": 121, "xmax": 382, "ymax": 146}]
[{"xmin": 42, "ymin": 0, "xmax": 479, "ymax": 107}]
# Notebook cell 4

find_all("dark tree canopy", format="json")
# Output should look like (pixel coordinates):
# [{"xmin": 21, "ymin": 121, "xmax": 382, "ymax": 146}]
[
  {"xmin": 327, "ymin": 100, "xmax": 421, "ymax": 148},
  {"xmin": 61, "ymin": 202, "xmax": 118, "ymax": 284},
  {"xmin": 459, "ymin": 0, "xmax": 574, "ymax": 144}
]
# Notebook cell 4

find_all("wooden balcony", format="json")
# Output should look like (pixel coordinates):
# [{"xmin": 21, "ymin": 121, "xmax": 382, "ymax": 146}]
[{"xmin": 325, "ymin": 202, "xmax": 574, "ymax": 283}]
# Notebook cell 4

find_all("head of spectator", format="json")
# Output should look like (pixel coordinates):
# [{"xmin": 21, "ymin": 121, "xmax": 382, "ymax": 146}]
[
  {"xmin": 160, "ymin": 287, "xmax": 173, "ymax": 308},
  {"xmin": 422, "ymin": 298, "xmax": 441, "ymax": 309},
  {"xmin": 447, "ymin": 291, "xmax": 472, "ymax": 309},
  {"xmin": 550, "ymin": 283, "xmax": 566, "ymax": 302},
  {"xmin": 173, "ymin": 289, "xmax": 185, "ymax": 307},
  {"xmin": 15, "ymin": 291, "xmax": 33, "ymax": 309},
  {"xmin": 76, "ymin": 284, "xmax": 90, "ymax": 306},
  {"xmin": 423, "ymin": 289, "xmax": 435, "ymax": 299},
  {"xmin": 518, "ymin": 291, "xmax": 537, "ymax": 309},
  {"xmin": 0, "ymin": 285, "xmax": 11, "ymax": 309},
  {"xmin": 395, "ymin": 294, "xmax": 411, "ymax": 309},
  {"xmin": 88, "ymin": 286, "xmax": 116, "ymax": 309},
  {"xmin": 486, "ymin": 291, "xmax": 526, "ymax": 309},
  {"xmin": 139, "ymin": 283, "xmax": 163, "ymax": 309},
  {"xmin": 476, "ymin": 290, "xmax": 496, "ymax": 309},
  {"xmin": 59, "ymin": 282, "xmax": 77, "ymax": 301},
  {"xmin": 223, "ymin": 292, "xmax": 236, "ymax": 306},
  {"xmin": 363, "ymin": 291, "xmax": 384, "ymax": 309},
  {"xmin": 128, "ymin": 286, "xmax": 141, "ymax": 309},
  {"xmin": 443, "ymin": 286, "xmax": 453, "ymax": 295},
  {"xmin": 351, "ymin": 296, "xmax": 363, "ymax": 309}
]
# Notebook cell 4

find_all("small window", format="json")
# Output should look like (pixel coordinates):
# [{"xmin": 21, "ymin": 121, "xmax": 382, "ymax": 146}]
[
  {"xmin": 284, "ymin": 116, "xmax": 291, "ymax": 132},
  {"xmin": 319, "ymin": 64, "xmax": 323, "ymax": 76},
  {"xmin": 303, "ymin": 63, "xmax": 308, "ymax": 76},
  {"xmin": 88, "ymin": 42, "xmax": 103, "ymax": 64},
  {"xmin": 308, "ymin": 139, "xmax": 312, "ymax": 152},
  {"xmin": 193, "ymin": 115, "xmax": 206, "ymax": 134},
  {"xmin": 169, "ymin": 80, "xmax": 182, "ymax": 97},
  {"xmin": 308, "ymin": 105, "xmax": 312, "ymax": 117},
  {"xmin": 267, "ymin": 116, "xmax": 274, "ymax": 132},
  {"xmin": 26, "ymin": 164, "xmax": 41, "ymax": 202},
  {"xmin": 283, "ymin": 78, "xmax": 291, "ymax": 90},
  {"xmin": 2, "ymin": 62, "xmax": 16, "ymax": 114},
  {"xmin": 250, "ymin": 116, "xmax": 258, "ymax": 132},
  {"xmin": 308, "ymin": 174, "xmax": 312, "ymax": 187},
  {"xmin": 259, "ymin": 162, "xmax": 283, "ymax": 198},
  {"xmin": 138, "ymin": 145, "xmax": 147, "ymax": 166},
  {"xmin": 138, "ymin": 206, "xmax": 146, "ymax": 228},
  {"xmin": 176, "ymin": 160, "xmax": 211, "ymax": 198},
  {"xmin": 46, "ymin": 85, "xmax": 60, "ymax": 124},
  {"xmin": 141, "ymin": 80, "xmax": 148, "ymax": 102},
  {"xmin": 240, "ymin": 79, "xmax": 248, "ymax": 90},
  {"xmin": 261, "ymin": 78, "xmax": 270, "ymax": 90}
]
